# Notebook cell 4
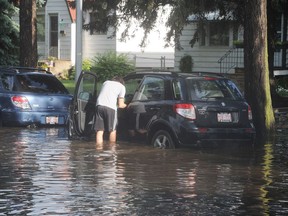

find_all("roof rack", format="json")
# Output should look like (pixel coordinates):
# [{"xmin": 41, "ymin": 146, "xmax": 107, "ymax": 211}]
[
  {"xmin": 195, "ymin": 72, "xmax": 224, "ymax": 77},
  {"xmin": 126, "ymin": 70, "xmax": 225, "ymax": 79},
  {"xmin": 0, "ymin": 66, "xmax": 52, "ymax": 74}
]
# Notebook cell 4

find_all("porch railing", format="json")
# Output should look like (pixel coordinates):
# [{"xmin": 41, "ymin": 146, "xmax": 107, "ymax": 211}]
[
  {"xmin": 218, "ymin": 47, "xmax": 244, "ymax": 74},
  {"xmin": 218, "ymin": 45, "xmax": 288, "ymax": 74}
]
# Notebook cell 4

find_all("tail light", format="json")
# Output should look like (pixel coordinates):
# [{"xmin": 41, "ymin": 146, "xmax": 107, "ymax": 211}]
[
  {"xmin": 11, "ymin": 96, "xmax": 31, "ymax": 110},
  {"xmin": 173, "ymin": 103, "xmax": 196, "ymax": 120},
  {"xmin": 248, "ymin": 105, "xmax": 253, "ymax": 120}
]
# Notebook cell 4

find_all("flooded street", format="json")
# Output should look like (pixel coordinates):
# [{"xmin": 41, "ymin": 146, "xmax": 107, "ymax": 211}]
[{"xmin": 0, "ymin": 127, "xmax": 288, "ymax": 215}]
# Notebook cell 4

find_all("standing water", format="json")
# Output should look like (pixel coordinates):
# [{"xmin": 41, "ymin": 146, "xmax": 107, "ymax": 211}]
[{"xmin": 0, "ymin": 127, "xmax": 288, "ymax": 215}]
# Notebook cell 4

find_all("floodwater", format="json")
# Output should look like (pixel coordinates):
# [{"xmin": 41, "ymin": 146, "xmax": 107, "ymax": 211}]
[{"xmin": 0, "ymin": 127, "xmax": 288, "ymax": 216}]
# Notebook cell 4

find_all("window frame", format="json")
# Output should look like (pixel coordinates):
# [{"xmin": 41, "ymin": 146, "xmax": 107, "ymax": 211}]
[
  {"xmin": 133, "ymin": 76, "xmax": 165, "ymax": 101},
  {"xmin": 199, "ymin": 21, "xmax": 232, "ymax": 47}
]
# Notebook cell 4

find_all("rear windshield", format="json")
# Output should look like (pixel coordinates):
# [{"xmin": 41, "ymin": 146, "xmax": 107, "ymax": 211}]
[
  {"xmin": 187, "ymin": 78, "xmax": 244, "ymax": 101},
  {"xmin": 1, "ymin": 74, "xmax": 69, "ymax": 94}
]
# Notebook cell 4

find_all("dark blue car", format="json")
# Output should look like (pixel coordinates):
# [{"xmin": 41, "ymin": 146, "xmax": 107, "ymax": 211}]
[
  {"xmin": 0, "ymin": 67, "xmax": 72, "ymax": 127},
  {"xmin": 68, "ymin": 71, "xmax": 256, "ymax": 148}
]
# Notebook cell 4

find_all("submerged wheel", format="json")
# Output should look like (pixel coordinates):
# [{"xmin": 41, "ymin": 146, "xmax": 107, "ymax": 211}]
[{"xmin": 151, "ymin": 130, "xmax": 175, "ymax": 149}]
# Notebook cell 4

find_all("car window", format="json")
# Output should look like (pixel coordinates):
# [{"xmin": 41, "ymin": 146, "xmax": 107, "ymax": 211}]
[
  {"xmin": 125, "ymin": 77, "xmax": 142, "ymax": 95},
  {"xmin": 134, "ymin": 76, "xmax": 165, "ymax": 101},
  {"xmin": 14, "ymin": 74, "xmax": 69, "ymax": 94},
  {"xmin": 0, "ymin": 74, "xmax": 14, "ymax": 91},
  {"xmin": 124, "ymin": 77, "xmax": 142, "ymax": 103},
  {"xmin": 172, "ymin": 80, "xmax": 183, "ymax": 100},
  {"xmin": 78, "ymin": 73, "xmax": 97, "ymax": 101},
  {"xmin": 187, "ymin": 78, "xmax": 243, "ymax": 100}
]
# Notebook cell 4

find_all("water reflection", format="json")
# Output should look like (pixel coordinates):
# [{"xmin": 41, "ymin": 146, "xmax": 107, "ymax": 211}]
[{"xmin": 0, "ymin": 127, "xmax": 288, "ymax": 215}]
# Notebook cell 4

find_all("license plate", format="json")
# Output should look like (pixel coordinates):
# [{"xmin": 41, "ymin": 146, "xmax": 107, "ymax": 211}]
[
  {"xmin": 46, "ymin": 116, "xmax": 58, "ymax": 124},
  {"xmin": 217, "ymin": 113, "xmax": 232, "ymax": 122}
]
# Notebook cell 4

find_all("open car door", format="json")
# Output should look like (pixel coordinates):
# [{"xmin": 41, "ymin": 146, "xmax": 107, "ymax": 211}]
[{"xmin": 68, "ymin": 71, "xmax": 97, "ymax": 138}]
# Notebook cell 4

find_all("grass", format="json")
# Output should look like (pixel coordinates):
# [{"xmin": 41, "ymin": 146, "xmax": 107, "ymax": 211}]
[
  {"xmin": 60, "ymin": 79, "xmax": 102, "ymax": 94},
  {"xmin": 61, "ymin": 79, "xmax": 76, "ymax": 94}
]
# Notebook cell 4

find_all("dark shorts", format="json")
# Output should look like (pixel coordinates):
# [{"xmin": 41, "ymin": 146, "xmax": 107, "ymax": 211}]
[{"xmin": 94, "ymin": 105, "xmax": 117, "ymax": 132}]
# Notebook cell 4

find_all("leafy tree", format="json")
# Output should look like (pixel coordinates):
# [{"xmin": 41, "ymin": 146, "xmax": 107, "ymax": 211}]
[
  {"xmin": 0, "ymin": 0, "xmax": 19, "ymax": 65},
  {"xmin": 81, "ymin": 0, "xmax": 278, "ymax": 139}
]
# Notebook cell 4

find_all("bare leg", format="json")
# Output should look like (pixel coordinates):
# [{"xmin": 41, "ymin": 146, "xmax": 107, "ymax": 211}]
[
  {"xmin": 109, "ymin": 130, "xmax": 117, "ymax": 143},
  {"xmin": 96, "ymin": 130, "xmax": 104, "ymax": 144}
]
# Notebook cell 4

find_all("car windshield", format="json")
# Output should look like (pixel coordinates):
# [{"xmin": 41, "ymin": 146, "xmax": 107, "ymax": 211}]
[
  {"xmin": 14, "ymin": 74, "xmax": 69, "ymax": 94},
  {"xmin": 187, "ymin": 78, "xmax": 244, "ymax": 101}
]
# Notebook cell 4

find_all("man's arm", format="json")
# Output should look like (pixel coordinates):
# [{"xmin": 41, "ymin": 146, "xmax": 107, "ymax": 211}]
[{"xmin": 118, "ymin": 97, "xmax": 127, "ymax": 108}]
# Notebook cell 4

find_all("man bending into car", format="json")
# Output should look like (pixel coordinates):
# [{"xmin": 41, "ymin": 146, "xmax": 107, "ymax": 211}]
[{"xmin": 94, "ymin": 76, "xmax": 127, "ymax": 144}]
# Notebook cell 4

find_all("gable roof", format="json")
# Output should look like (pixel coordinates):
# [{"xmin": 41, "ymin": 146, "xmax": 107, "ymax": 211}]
[{"xmin": 65, "ymin": 0, "xmax": 76, "ymax": 22}]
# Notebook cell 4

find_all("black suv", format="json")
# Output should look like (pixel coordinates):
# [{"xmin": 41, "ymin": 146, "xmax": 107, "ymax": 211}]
[
  {"xmin": 0, "ymin": 67, "xmax": 72, "ymax": 127},
  {"xmin": 68, "ymin": 71, "xmax": 255, "ymax": 148}
]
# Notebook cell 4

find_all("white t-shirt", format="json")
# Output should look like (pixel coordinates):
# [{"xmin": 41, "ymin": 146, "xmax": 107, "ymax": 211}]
[{"xmin": 96, "ymin": 80, "xmax": 126, "ymax": 111}]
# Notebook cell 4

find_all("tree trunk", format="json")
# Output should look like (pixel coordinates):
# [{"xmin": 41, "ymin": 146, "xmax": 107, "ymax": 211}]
[
  {"xmin": 20, "ymin": 0, "xmax": 38, "ymax": 67},
  {"xmin": 267, "ymin": 0, "xmax": 277, "ymax": 105},
  {"xmin": 244, "ymin": 0, "xmax": 275, "ymax": 141}
]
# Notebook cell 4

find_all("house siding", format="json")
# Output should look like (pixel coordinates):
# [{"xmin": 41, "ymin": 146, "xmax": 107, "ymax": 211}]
[
  {"xmin": 45, "ymin": 0, "xmax": 72, "ymax": 60},
  {"xmin": 16, "ymin": 1, "xmax": 174, "ymax": 70},
  {"xmin": 40, "ymin": 1, "xmax": 116, "ymax": 64},
  {"xmin": 175, "ymin": 23, "xmax": 232, "ymax": 73},
  {"xmin": 82, "ymin": 12, "xmax": 116, "ymax": 60},
  {"xmin": 82, "ymin": 29, "xmax": 116, "ymax": 60}
]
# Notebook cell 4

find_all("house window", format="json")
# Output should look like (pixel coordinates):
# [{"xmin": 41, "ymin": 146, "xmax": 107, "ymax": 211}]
[
  {"xmin": 276, "ymin": 14, "xmax": 283, "ymax": 42},
  {"xmin": 200, "ymin": 21, "xmax": 230, "ymax": 46},
  {"xmin": 209, "ymin": 22, "xmax": 229, "ymax": 46},
  {"xmin": 37, "ymin": 14, "xmax": 45, "ymax": 42},
  {"xmin": 90, "ymin": 12, "xmax": 107, "ymax": 35}
]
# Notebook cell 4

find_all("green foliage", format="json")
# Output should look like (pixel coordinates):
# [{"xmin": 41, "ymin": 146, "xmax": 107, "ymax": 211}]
[
  {"xmin": 276, "ymin": 77, "xmax": 288, "ymax": 97},
  {"xmin": 82, "ymin": 59, "xmax": 92, "ymax": 71},
  {"xmin": 67, "ymin": 0, "xmax": 118, "ymax": 36},
  {"xmin": 128, "ymin": 1, "xmax": 240, "ymax": 49},
  {"xmin": 67, "ymin": 66, "xmax": 75, "ymax": 80},
  {"xmin": 66, "ymin": 59, "xmax": 92, "ymax": 80},
  {"xmin": 36, "ymin": 0, "xmax": 46, "ymax": 8},
  {"xmin": 82, "ymin": 1, "xmax": 242, "ymax": 49},
  {"xmin": 179, "ymin": 55, "xmax": 193, "ymax": 72},
  {"xmin": 0, "ymin": 0, "xmax": 19, "ymax": 65},
  {"xmin": 90, "ymin": 52, "xmax": 135, "ymax": 82}
]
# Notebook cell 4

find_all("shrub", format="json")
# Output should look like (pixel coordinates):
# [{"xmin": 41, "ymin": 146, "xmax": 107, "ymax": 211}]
[
  {"xmin": 82, "ymin": 59, "xmax": 92, "ymax": 71},
  {"xmin": 276, "ymin": 76, "xmax": 288, "ymax": 97},
  {"xmin": 179, "ymin": 55, "xmax": 193, "ymax": 73},
  {"xmin": 67, "ymin": 59, "xmax": 92, "ymax": 80},
  {"xmin": 90, "ymin": 51, "xmax": 135, "ymax": 82}
]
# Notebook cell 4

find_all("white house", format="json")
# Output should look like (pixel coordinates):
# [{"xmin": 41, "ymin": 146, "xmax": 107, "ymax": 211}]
[
  {"xmin": 36, "ymin": 0, "xmax": 174, "ymax": 72},
  {"xmin": 175, "ymin": 13, "xmax": 288, "ymax": 75},
  {"xmin": 38, "ymin": 0, "xmax": 116, "ymax": 65}
]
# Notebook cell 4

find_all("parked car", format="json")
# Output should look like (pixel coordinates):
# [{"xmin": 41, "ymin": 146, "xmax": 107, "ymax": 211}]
[
  {"xmin": 68, "ymin": 70, "xmax": 256, "ymax": 148},
  {"xmin": 0, "ymin": 67, "xmax": 72, "ymax": 127}
]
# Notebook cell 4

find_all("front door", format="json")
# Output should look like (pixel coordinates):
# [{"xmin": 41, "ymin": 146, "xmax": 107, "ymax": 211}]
[
  {"xmin": 49, "ymin": 15, "xmax": 58, "ymax": 58},
  {"xmin": 128, "ymin": 76, "xmax": 165, "ymax": 133},
  {"xmin": 71, "ymin": 71, "xmax": 98, "ymax": 137}
]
